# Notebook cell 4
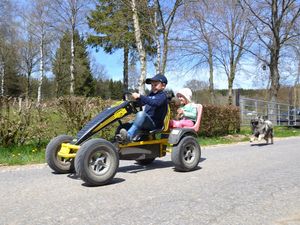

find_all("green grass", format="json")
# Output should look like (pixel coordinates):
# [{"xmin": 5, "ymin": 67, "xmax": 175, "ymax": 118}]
[
  {"xmin": 1, "ymin": 126, "xmax": 300, "ymax": 166},
  {"xmin": 199, "ymin": 136, "xmax": 236, "ymax": 146},
  {"xmin": 0, "ymin": 143, "xmax": 46, "ymax": 166}
]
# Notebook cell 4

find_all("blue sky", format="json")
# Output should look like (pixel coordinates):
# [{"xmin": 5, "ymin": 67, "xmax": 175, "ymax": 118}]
[{"xmin": 91, "ymin": 47, "xmax": 261, "ymax": 91}]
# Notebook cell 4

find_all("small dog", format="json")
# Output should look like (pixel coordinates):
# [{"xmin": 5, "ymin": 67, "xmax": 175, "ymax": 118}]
[{"xmin": 250, "ymin": 116, "xmax": 274, "ymax": 144}]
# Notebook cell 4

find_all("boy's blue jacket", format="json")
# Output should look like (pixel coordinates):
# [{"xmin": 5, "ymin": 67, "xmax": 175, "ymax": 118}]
[{"xmin": 138, "ymin": 90, "xmax": 168, "ymax": 129}]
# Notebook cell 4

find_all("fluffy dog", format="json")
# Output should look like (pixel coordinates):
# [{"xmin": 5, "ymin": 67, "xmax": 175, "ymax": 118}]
[{"xmin": 250, "ymin": 116, "xmax": 274, "ymax": 144}]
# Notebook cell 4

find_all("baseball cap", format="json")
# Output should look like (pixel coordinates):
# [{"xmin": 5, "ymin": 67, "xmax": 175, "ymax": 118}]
[{"xmin": 145, "ymin": 74, "xmax": 168, "ymax": 84}]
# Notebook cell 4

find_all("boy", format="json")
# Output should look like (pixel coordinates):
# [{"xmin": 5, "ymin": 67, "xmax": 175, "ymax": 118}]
[{"xmin": 117, "ymin": 73, "xmax": 168, "ymax": 143}]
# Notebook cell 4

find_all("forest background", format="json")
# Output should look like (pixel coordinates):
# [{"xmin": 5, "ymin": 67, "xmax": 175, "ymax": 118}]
[{"xmin": 0, "ymin": 0, "xmax": 300, "ymax": 105}]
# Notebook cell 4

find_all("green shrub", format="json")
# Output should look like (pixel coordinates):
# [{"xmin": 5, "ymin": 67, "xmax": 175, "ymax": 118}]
[
  {"xmin": 0, "ymin": 97, "xmax": 51, "ymax": 148},
  {"xmin": 56, "ymin": 96, "xmax": 118, "ymax": 140},
  {"xmin": 200, "ymin": 104, "xmax": 240, "ymax": 136}
]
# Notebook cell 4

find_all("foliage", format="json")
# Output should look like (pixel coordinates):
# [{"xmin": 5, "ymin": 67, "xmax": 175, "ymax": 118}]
[
  {"xmin": 0, "ymin": 96, "xmax": 48, "ymax": 147},
  {"xmin": 56, "ymin": 96, "xmax": 111, "ymax": 134},
  {"xmin": 0, "ymin": 142, "xmax": 46, "ymax": 166},
  {"xmin": 200, "ymin": 104, "xmax": 240, "ymax": 136},
  {"xmin": 0, "ymin": 40, "xmax": 23, "ymax": 97},
  {"xmin": 88, "ymin": 0, "xmax": 134, "ymax": 52},
  {"xmin": 52, "ymin": 31, "xmax": 95, "ymax": 97}
]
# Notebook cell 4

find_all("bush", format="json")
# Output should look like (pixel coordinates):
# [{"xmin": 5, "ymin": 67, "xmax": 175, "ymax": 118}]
[
  {"xmin": 200, "ymin": 104, "xmax": 240, "ymax": 136},
  {"xmin": 56, "ymin": 96, "xmax": 117, "ymax": 139},
  {"xmin": 0, "ymin": 97, "xmax": 48, "ymax": 147}
]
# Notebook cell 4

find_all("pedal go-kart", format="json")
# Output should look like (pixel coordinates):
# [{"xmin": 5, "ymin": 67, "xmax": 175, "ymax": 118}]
[{"xmin": 46, "ymin": 94, "xmax": 203, "ymax": 186}]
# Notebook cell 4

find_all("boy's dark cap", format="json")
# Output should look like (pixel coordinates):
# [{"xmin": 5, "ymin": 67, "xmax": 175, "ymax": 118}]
[{"xmin": 145, "ymin": 74, "xmax": 168, "ymax": 84}]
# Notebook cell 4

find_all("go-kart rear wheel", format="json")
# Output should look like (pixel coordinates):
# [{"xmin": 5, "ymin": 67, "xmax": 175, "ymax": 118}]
[
  {"xmin": 171, "ymin": 136, "xmax": 201, "ymax": 172},
  {"xmin": 45, "ymin": 135, "xmax": 74, "ymax": 174},
  {"xmin": 135, "ymin": 158, "xmax": 155, "ymax": 165},
  {"xmin": 75, "ymin": 139, "xmax": 119, "ymax": 186}
]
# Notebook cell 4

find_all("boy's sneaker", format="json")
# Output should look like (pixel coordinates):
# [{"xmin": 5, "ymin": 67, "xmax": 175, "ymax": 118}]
[{"xmin": 116, "ymin": 128, "xmax": 130, "ymax": 143}]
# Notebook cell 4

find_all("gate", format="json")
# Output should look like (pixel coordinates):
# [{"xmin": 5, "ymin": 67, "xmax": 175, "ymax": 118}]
[{"xmin": 239, "ymin": 97, "xmax": 300, "ymax": 126}]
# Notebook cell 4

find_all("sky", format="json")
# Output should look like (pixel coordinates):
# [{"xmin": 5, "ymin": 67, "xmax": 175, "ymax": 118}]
[{"xmin": 91, "ymin": 48, "xmax": 263, "ymax": 91}]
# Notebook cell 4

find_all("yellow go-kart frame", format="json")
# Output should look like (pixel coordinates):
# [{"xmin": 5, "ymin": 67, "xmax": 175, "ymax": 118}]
[{"xmin": 46, "ymin": 96, "xmax": 202, "ymax": 186}]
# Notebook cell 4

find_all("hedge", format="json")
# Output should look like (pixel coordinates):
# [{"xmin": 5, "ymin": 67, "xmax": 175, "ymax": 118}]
[{"xmin": 199, "ymin": 104, "xmax": 240, "ymax": 136}]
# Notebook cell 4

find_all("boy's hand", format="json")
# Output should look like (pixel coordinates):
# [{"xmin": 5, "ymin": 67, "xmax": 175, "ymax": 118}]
[{"xmin": 132, "ymin": 92, "xmax": 140, "ymax": 99}]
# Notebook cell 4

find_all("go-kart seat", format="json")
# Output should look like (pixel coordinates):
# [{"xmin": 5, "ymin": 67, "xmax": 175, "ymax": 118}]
[
  {"xmin": 189, "ymin": 104, "xmax": 203, "ymax": 132},
  {"xmin": 149, "ymin": 105, "xmax": 171, "ymax": 134}
]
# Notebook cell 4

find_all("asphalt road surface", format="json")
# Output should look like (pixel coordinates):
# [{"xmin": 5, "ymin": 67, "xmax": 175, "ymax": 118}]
[{"xmin": 1, "ymin": 137, "xmax": 300, "ymax": 225}]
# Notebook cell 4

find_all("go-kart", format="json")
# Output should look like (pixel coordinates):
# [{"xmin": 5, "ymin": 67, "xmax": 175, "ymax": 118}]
[{"xmin": 45, "ymin": 93, "xmax": 203, "ymax": 186}]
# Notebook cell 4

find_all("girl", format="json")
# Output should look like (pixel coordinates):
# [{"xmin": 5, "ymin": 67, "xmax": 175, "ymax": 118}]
[{"xmin": 169, "ymin": 88, "xmax": 197, "ymax": 128}]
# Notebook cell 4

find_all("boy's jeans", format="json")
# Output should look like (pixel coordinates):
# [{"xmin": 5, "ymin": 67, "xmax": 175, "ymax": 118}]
[{"xmin": 127, "ymin": 111, "xmax": 156, "ymax": 139}]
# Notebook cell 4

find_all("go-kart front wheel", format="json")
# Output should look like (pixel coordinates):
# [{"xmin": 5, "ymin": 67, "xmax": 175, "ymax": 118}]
[
  {"xmin": 75, "ymin": 139, "xmax": 119, "ymax": 186},
  {"xmin": 45, "ymin": 135, "xmax": 74, "ymax": 174},
  {"xmin": 171, "ymin": 136, "xmax": 201, "ymax": 172}
]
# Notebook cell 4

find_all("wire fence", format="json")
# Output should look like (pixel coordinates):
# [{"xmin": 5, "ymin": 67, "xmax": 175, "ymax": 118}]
[{"xmin": 240, "ymin": 97, "xmax": 300, "ymax": 126}]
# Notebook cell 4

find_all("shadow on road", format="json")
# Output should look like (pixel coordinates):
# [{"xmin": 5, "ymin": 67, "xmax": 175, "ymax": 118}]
[
  {"xmin": 81, "ymin": 178, "xmax": 126, "ymax": 187},
  {"xmin": 62, "ymin": 158, "xmax": 206, "ymax": 187},
  {"xmin": 117, "ymin": 160, "xmax": 174, "ymax": 174},
  {"xmin": 250, "ymin": 143, "xmax": 273, "ymax": 147},
  {"xmin": 118, "ymin": 158, "xmax": 206, "ymax": 174}
]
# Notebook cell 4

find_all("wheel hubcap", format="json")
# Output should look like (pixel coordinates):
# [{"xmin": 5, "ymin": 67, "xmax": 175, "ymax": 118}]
[
  {"xmin": 183, "ymin": 144, "xmax": 195, "ymax": 163},
  {"xmin": 89, "ymin": 150, "xmax": 110, "ymax": 175}
]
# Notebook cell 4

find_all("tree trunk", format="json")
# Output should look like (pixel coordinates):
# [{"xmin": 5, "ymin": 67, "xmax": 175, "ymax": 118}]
[
  {"xmin": 123, "ymin": 45, "xmax": 129, "ymax": 92},
  {"xmin": 26, "ymin": 71, "xmax": 31, "ymax": 100},
  {"xmin": 161, "ymin": 31, "xmax": 168, "ymax": 75},
  {"xmin": 269, "ymin": 51, "xmax": 280, "ymax": 102},
  {"xmin": 154, "ymin": 9, "xmax": 161, "ymax": 74},
  {"xmin": 207, "ymin": 42, "xmax": 215, "ymax": 104},
  {"xmin": 131, "ymin": 0, "xmax": 146, "ymax": 95},
  {"xmin": 1, "ymin": 63, "xmax": 4, "ymax": 97},
  {"xmin": 228, "ymin": 74, "xmax": 234, "ymax": 105},
  {"xmin": 293, "ymin": 50, "xmax": 300, "ymax": 107},
  {"xmin": 37, "ymin": 38, "xmax": 44, "ymax": 104},
  {"xmin": 70, "ymin": 28, "xmax": 75, "ymax": 95}
]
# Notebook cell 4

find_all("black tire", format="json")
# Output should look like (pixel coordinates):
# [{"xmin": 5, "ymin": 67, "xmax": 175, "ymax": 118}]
[
  {"xmin": 75, "ymin": 139, "xmax": 119, "ymax": 186},
  {"xmin": 135, "ymin": 158, "xmax": 155, "ymax": 165},
  {"xmin": 45, "ymin": 135, "xmax": 74, "ymax": 174},
  {"xmin": 171, "ymin": 136, "xmax": 201, "ymax": 172}
]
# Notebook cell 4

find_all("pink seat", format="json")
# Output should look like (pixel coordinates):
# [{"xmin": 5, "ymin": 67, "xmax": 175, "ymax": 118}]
[
  {"xmin": 189, "ymin": 104, "xmax": 203, "ymax": 132},
  {"xmin": 169, "ymin": 104, "xmax": 203, "ymax": 132}
]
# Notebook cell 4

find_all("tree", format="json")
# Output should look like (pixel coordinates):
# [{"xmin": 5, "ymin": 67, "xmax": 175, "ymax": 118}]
[
  {"xmin": 213, "ymin": 0, "xmax": 252, "ymax": 105},
  {"xmin": 241, "ymin": 0, "xmax": 300, "ymax": 102},
  {"xmin": 53, "ymin": 31, "xmax": 95, "ymax": 97},
  {"xmin": 130, "ymin": 0, "xmax": 148, "ymax": 94},
  {"xmin": 25, "ymin": 0, "xmax": 54, "ymax": 104},
  {"xmin": 178, "ymin": 1, "xmax": 219, "ymax": 103},
  {"xmin": 151, "ymin": 0, "xmax": 183, "ymax": 74},
  {"xmin": 87, "ymin": 0, "xmax": 136, "ymax": 92},
  {"xmin": 17, "ymin": 23, "xmax": 40, "ymax": 100},
  {"xmin": 0, "ymin": 0, "xmax": 22, "ymax": 97},
  {"xmin": 49, "ymin": 0, "xmax": 93, "ymax": 95}
]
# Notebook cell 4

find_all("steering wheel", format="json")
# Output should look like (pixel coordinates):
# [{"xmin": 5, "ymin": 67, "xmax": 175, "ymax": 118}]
[{"xmin": 123, "ymin": 91, "xmax": 143, "ymax": 112}]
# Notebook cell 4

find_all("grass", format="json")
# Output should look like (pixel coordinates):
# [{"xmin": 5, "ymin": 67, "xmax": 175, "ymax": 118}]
[
  {"xmin": 0, "ymin": 143, "xmax": 46, "ymax": 166},
  {"xmin": 0, "ymin": 126, "xmax": 300, "ymax": 166}
]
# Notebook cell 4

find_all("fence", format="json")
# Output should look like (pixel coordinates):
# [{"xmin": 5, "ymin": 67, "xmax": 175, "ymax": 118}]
[{"xmin": 239, "ymin": 97, "xmax": 300, "ymax": 126}]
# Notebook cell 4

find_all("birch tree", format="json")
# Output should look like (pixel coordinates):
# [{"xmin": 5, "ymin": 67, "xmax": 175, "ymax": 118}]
[
  {"xmin": 241, "ymin": 0, "xmax": 300, "ymax": 102},
  {"xmin": 27, "ymin": 0, "xmax": 52, "ymax": 104},
  {"xmin": 49, "ymin": 0, "xmax": 92, "ymax": 95},
  {"xmin": 151, "ymin": 0, "xmax": 183, "ymax": 74},
  {"xmin": 131, "ymin": 0, "xmax": 147, "ymax": 94},
  {"xmin": 17, "ymin": 23, "xmax": 40, "ymax": 100}
]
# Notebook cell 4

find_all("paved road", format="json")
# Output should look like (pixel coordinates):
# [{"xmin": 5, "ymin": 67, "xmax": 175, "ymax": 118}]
[{"xmin": 1, "ymin": 137, "xmax": 300, "ymax": 225}]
